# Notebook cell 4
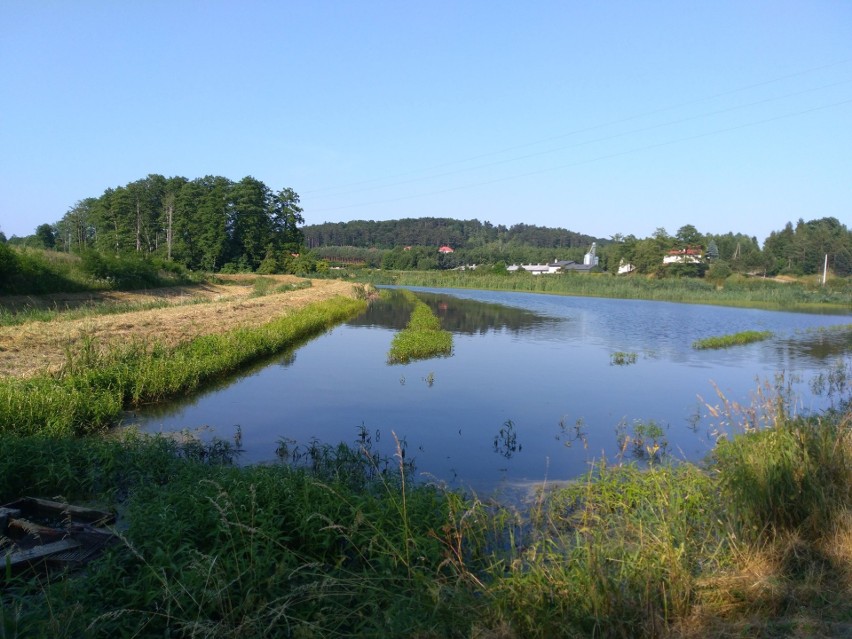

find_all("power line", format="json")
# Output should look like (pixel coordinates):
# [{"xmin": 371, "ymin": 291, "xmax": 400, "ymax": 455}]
[
  {"xmin": 308, "ymin": 96, "xmax": 852, "ymax": 214},
  {"xmin": 309, "ymin": 79, "xmax": 851, "ymax": 199},
  {"xmin": 301, "ymin": 57, "xmax": 852, "ymax": 196}
]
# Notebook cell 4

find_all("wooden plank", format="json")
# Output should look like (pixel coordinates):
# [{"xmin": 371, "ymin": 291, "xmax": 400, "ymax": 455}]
[{"xmin": 4, "ymin": 539, "xmax": 81, "ymax": 569}]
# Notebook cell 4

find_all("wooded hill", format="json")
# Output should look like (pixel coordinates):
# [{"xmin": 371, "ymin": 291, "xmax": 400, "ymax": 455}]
[{"xmin": 303, "ymin": 218, "xmax": 601, "ymax": 251}]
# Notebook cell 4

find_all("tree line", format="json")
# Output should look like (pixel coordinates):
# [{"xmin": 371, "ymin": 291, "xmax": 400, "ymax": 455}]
[
  {"xmin": 4, "ymin": 176, "xmax": 849, "ymax": 278},
  {"xmin": 11, "ymin": 174, "xmax": 307, "ymax": 273},
  {"xmin": 304, "ymin": 218, "xmax": 599, "ymax": 251}
]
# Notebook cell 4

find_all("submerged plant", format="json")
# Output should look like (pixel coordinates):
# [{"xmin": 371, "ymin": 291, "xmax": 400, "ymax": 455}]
[{"xmin": 610, "ymin": 351, "xmax": 638, "ymax": 365}]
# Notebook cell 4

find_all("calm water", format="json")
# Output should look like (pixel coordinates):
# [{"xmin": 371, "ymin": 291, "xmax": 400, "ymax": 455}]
[{"xmin": 132, "ymin": 288, "xmax": 851, "ymax": 496}]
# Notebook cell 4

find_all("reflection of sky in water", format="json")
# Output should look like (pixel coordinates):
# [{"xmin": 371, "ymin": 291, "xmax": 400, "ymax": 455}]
[{"xmin": 133, "ymin": 288, "xmax": 851, "ymax": 497}]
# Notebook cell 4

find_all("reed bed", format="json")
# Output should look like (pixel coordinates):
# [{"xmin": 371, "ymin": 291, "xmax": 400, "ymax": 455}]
[{"xmin": 366, "ymin": 270, "xmax": 852, "ymax": 312}]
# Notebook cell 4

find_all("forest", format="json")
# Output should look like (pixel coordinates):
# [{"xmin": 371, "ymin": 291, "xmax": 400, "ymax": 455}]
[
  {"xmin": 7, "ymin": 174, "xmax": 306, "ymax": 274},
  {"xmin": 3, "ymin": 173, "xmax": 851, "ymax": 279}
]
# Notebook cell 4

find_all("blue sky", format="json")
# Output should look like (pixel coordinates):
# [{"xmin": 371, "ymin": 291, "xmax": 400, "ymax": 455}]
[{"xmin": 1, "ymin": 1, "xmax": 850, "ymax": 243}]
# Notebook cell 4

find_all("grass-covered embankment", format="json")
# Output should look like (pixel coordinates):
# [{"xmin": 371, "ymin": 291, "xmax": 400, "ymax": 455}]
[
  {"xmin": 366, "ymin": 269, "xmax": 852, "ymax": 312},
  {"xmin": 693, "ymin": 329, "xmax": 774, "ymax": 349},
  {"xmin": 0, "ymin": 245, "xmax": 196, "ymax": 296},
  {"xmin": 2, "ymin": 403, "xmax": 850, "ymax": 637},
  {"xmin": 387, "ymin": 289, "xmax": 453, "ymax": 363},
  {"xmin": 0, "ymin": 295, "xmax": 367, "ymax": 436}
]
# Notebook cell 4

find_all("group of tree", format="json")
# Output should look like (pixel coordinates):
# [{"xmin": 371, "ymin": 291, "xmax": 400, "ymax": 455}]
[
  {"xmin": 10, "ymin": 174, "xmax": 307, "ymax": 274},
  {"xmin": 303, "ymin": 218, "xmax": 598, "ymax": 251},
  {"xmin": 604, "ymin": 219, "xmax": 850, "ymax": 278},
  {"xmin": 6, "ymin": 184, "xmax": 850, "ymax": 279}
]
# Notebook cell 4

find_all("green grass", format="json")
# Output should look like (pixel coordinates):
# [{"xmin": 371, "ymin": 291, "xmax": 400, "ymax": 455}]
[
  {"xmin": 0, "ymin": 296, "xmax": 367, "ymax": 436},
  {"xmin": 0, "ymin": 246, "xmax": 196, "ymax": 296},
  {"xmin": 362, "ymin": 269, "xmax": 852, "ymax": 312},
  {"xmin": 387, "ymin": 290, "xmax": 453, "ymax": 364},
  {"xmin": 610, "ymin": 351, "xmax": 638, "ymax": 365},
  {"xmin": 692, "ymin": 329, "xmax": 773, "ymax": 349},
  {"xmin": 1, "ymin": 401, "xmax": 850, "ymax": 637}
]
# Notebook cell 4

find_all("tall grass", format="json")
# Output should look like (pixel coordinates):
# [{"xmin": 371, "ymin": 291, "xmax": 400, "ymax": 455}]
[
  {"xmin": 2, "ymin": 400, "xmax": 850, "ymax": 637},
  {"xmin": 0, "ymin": 296, "xmax": 366, "ymax": 436},
  {"xmin": 0, "ymin": 246, "xmax": 195, "ymax": 296},
  {"xmin": 387, "ymin": 289, "xmax": 453, "ymax": 364},
  {"xmin": 365, "ymin": 270, "xmax": 852, "ymax": 312}
]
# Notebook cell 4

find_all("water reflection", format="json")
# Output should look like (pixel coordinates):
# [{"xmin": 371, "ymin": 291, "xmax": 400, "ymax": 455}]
[{"xmin": 350, "ymin": 288, "xmax": 562, "ymax": 336}]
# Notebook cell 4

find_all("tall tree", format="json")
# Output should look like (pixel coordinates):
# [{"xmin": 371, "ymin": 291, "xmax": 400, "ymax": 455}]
[{"xmin": 270, "ymin": 187, "xmax": 304, "ymax": 251}]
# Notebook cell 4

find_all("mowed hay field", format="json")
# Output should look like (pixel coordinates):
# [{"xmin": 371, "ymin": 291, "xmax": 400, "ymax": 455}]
[{"xmin": 0, "ymin": 275, "xmax": 361, "ymax": 378}]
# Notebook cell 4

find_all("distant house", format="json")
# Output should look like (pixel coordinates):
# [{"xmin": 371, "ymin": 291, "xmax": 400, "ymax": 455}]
[
  {"xmin": 438, "ymin": 245, "xmax": 454, "ymax": 254},
  {"xmin": 663, "ymin": 246, "xmax": 703, "ymax": 265},
  {"xmin": 507, "ymin": 259, "xmax": 595, "ymax": 275},
  {"xmin": 617, "ymin": 259, "xmax": 636, "ymax": 274}
]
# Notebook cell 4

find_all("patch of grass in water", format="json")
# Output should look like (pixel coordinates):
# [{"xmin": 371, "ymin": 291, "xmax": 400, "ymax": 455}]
[
  {"xmin": 610, "ymin": 351, "xmax": 638, "ymax": 365},
  {"xmin": 693, "ymin": 329, "xmax": 773, "ymax": 350},
  {"xmin": 387, "ymin": 290, "xmax": 453, "ymax": 364}
]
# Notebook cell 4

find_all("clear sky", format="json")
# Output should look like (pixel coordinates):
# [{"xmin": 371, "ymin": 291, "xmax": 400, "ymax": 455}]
[{"xmin": 1, "ymin": 1, "xmax": 850, "ymax": 243}]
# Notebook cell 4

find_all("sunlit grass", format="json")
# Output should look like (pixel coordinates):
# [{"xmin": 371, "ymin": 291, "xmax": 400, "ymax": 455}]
[
  {"xmin": 362, "ymin": 270, "xmax": 852, "ymax": 312},
  {"xmin": 693, "ymin": 330, "xmax": 773, "ymax": 349},
  {"xmin": 387, "ymin": 290, "xmax": 453, "ymax": 364},
  {"xmin": 0, "ymin": 296, "xmax": 366, "ymax": 436}
]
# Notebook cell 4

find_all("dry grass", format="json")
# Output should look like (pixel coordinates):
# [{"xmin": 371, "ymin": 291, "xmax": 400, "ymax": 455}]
[{"xmin": 0, "ymin": 276, "xmax": 359, "ymax": 378}]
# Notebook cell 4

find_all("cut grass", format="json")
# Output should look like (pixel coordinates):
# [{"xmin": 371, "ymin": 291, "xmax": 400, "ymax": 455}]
[
  {"xmin": 693, "ymin": 330, "xmax": 773, "ymax": 350},
  {"xmin": 0, "ymin": 295, "xmax": 367, "ymax": 436},
  {"xmin": 0, "ymin": 278, "xmax": 357, "ymax": 378}
]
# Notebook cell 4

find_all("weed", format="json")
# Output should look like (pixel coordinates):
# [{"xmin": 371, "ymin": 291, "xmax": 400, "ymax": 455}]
[
  {"xmin": 610, "ymin": 351, "xmax": 638, "ymax": 365},
  {"xmin": 387, "ymin": 290, "xmax": 453, "ymax": 364},
  {"xmin": 692, "ymin": 330, "xmax": 773, "ymax": 349}
]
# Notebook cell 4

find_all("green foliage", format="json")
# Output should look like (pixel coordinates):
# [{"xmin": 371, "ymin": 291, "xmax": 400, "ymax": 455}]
[
  {"xmin": 79, "ymin": 250, "xmax": 183, "ymax": 289},
  {"xmin": 387, "ymin": 290, "xmax": 453, "ymax": 363},
  {"xmin": 2, "ymin": 393, "xmax": 851, "ymax": 637},
  {"xmin": 693, "ymin": 330, "xmax": 773, "ymax": 349},
  {"xmin": 610, "ymin": 351, "xmax": 637, "ymax": 365},
  {"xmin": 50, "ymin": 174, "xmax": 305, "ymax": 273},
  {"xmin": 0, "ymin": 246, "xmax": 91, "ymax": 295},
  {"xmin": 714, "ymin": 412, "xmax": 852, "ymax": 540},
  {"xmin": 0, "ymin": 297, "xmax": 366, "ymax": 436},
  {"xmin": 365, "ymin": 269, "xmax": 852, "ymax": 312}
]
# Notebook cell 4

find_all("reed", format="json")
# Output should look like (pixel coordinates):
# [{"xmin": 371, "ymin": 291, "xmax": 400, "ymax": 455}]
[{"xmin": 364, "ymin": 270, "xmax": 852, "ymax": 312}]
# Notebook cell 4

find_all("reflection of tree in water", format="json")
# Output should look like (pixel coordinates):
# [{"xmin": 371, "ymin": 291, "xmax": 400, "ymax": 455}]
[
  {"xmin": 348, "ymin": 289, "xmax": 414, "ymax": 330},
  {"xmin": 771, "ymin": 326, "xmax": 852, "ymax": 364},
  {"xmin": 278, "ymin": 349, "xmax": 297, "ymax": 368},
  {"xmin": 349, "ymin": 289, "xmax": 561, "ymax": 336}
]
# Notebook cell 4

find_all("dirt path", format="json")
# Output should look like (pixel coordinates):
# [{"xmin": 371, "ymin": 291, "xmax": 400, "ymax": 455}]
[{"xmin": 0, "ymin": 277, "xmax": 361, "ymax": 378}]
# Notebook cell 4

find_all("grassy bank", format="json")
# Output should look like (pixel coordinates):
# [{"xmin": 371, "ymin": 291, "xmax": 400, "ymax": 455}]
[
  {"xmin": 2, "ymin": 402, "xmax": 850, "ymax": 637},
  {"xmin": 0, "ymin": 296, "xmax": 367, "ymax": 436},
  {"xmin": 387, "ymin": 289, "xmax": 453, "ymax": 363},
  {"xmin": 364, "ymin": 270, "xmax": 852, "ymax": 312}
]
